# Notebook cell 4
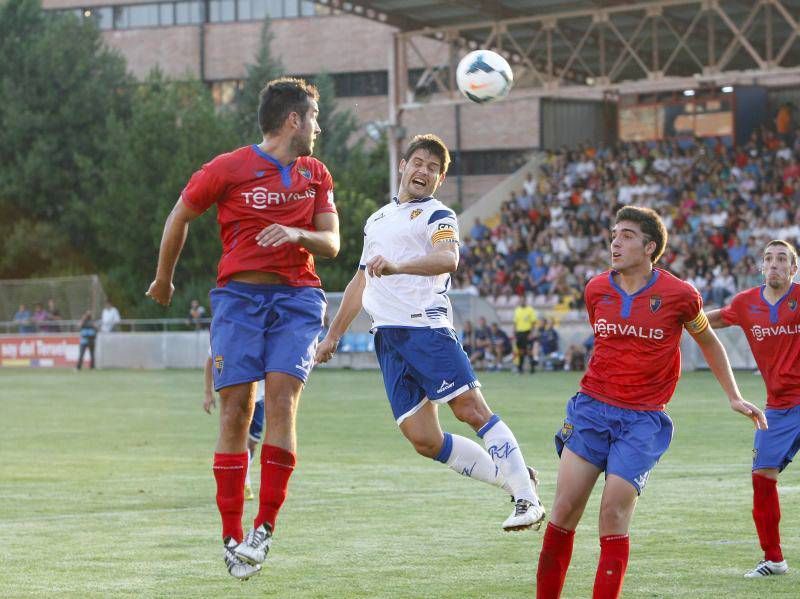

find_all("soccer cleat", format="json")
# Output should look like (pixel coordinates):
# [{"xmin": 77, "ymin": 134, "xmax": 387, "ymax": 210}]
[
  {"xmin": 223, "ymin": 537, "xmax": 261, "ymax": 580},
  {"xmin": 235, "ymin": 524, "xmax": 272, "ymax": 565},
  {"xmin": 503, "ymin": 497, "xmax": 546, "ymax": 532},
  {"xmin": 744, "ymin": 559, "xmax": 788, "ymax": 578},
  {"xmin": 244, "ymin": 484, "xmax": 254, "ymax": 501}
]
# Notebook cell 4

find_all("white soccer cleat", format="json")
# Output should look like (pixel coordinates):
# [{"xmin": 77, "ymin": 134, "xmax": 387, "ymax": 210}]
[
  {"xmin": 744, "ymin": 559, "xmax": 788, "ymax": 578},
  {"xmin": 503, "ymin": 497, "xmax": 546, "ymax": 532},
  {"xmin": 223, "ymin": 538, "xmax": 261, "ymax": 580},
  {"xmin": 235, "ymin": 524, "xmax": 272, "ymax": 565}
]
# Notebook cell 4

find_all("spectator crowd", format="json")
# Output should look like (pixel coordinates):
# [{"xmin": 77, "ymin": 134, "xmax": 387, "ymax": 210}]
[{"xmin": 455, "ymin": 126, "xmax": 800, "ymax": 318}]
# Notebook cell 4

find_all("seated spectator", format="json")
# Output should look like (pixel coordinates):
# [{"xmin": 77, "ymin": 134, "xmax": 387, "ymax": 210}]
[
  {"xmin": 487, "ymin": 322, "xmax": 513, "ymax": 371},
  {"xmin": 710, "ymin": 265, "xmax": 737, "ymax": 306},
  {"xmin": 470, "ymin": 218, "xmax": 489, "ymax": 241},
  {"xmin": 43, "ymin": 298, "xmax": 63, "ymax": 332},
  {"xmin": 564, "ymin": 344, "xmax": 587, "ymax": 372},
  {"xmin": 460, "ymin": 320, "xmax": 476, "ymax": 362},
  {"xmin": 32, "ymin": 303, "xmax": 50, "ymax": 331},
  {"xmin": 189, "ymin": 299, "xmax": 207, "ymax": 329},
  {"xmin": 13, "ymin": 304, "xmax": 34, "ymax": 334},
  {"xmin": 470, "ymin": 317, "xmax": 492, "ymax": 371}
]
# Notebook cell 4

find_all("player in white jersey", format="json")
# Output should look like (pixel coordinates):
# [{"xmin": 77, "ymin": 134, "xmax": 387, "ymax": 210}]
[{"xmin": 315, "ymin": 134, "xmax": 545, "ymax": 531}]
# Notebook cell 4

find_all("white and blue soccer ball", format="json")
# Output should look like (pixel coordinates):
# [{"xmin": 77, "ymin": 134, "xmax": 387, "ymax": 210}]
[{"xmin": 456, "ymin": 50, "xmax": 514, "ymax": 104}]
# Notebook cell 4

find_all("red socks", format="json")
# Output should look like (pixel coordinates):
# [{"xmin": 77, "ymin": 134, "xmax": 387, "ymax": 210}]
[
  {"xmin": 592, "ymin": 534, "xmax": 629, "ymax": 599},
  {"xmin": 254, "ymin": 444, "xmax": 296, "ymax": 531},
  {"xmin": 752, "ymin": 473, "xmax": 783, "ymax": 562},
  {"xmin": 212, "ymin": 452, "xmax": 248, "ymax": 542},
  {"xmin": 536, "ymin": 522, "xmax": 576, "ymax": 598}
]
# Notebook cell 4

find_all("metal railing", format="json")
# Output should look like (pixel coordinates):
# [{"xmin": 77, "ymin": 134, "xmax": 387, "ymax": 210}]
[{"xmin": 0, "ymin": 317, "xmax": 212, "ymax": 335}]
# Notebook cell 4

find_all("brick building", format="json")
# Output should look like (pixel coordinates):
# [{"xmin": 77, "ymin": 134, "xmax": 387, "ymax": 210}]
[{"xmin": 42, "ymin": 0, "xmax": 541, "ymax": 206}]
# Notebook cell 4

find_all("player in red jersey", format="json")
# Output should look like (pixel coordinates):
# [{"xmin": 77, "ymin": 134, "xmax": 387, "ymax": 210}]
[
  {"xmin": 535, "ymin": 206, "xmax": 767, "ymax": 599},
  {"xmin": 707, "ymin": 239, "xmax": 800, "ymax": 578},
  {"xmin": 147, "ymin": 78, "xmax": 339, "ymax": 580}
]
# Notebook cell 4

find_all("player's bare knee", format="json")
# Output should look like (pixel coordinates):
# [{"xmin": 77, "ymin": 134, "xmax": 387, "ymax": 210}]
[
  {"xmin": 598, "ymin": 501, "xmax": 632, "ymax": 531},
  {"xmin": 411, "ymin": 438, "xmax": 441, "ymax": 459},
  {"xmin": 450, "ymin": 392, "xmax": 491, "ymax": 428},
  {"xmin": 266, "ymin": 392, "xmax": 298, "ymax": 421},
  {"xmin": 402, "ymin": 429, "xmax": 441, "ymax": 458}
]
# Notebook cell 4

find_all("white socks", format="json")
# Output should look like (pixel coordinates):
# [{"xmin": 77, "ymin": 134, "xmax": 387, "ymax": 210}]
[
  {"xmin": 435, "ymin": 432, "xmax": 512, "ymax": 492},
  {"xmin": 477, "ymin": 415, "xmax": 535, "ymax": 502}
]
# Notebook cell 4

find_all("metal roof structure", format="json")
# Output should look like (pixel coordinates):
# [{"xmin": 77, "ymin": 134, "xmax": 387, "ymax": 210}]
[{"xmin": 315, "ymin": 0, "xmax": 800, "ymax": 100}]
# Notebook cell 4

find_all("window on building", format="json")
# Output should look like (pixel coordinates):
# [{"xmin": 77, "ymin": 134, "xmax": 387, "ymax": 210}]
[
  {"xmin": 128, "ymin": 4, "xmax": 160, "ymax": 28},
  {"xmin": 209, "ymin": 0, "xmax": 236, "ymax": 22},
  {"xmin": 210, "ymin": 80, "xmax": 245, "ymax": 107},
  {"xmin": 451, "ymin": 149, "xmax": 532, "ymax": 176},
  {"xmin": 175, "ymin": 0, "xmax": 204, "ymax": 24},
  {"xmin": 85, "ymin": 6, "xmax": 113, "ymax": 30},
  {"xmin": 159, "ymin": 3, "xmax": 174, "ymax": 25},
  {"xmin": 54, "ymin": 0, "xmax": 328, "ymax": 28}
]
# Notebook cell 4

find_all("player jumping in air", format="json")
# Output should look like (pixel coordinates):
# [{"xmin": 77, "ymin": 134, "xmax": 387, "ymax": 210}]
[
  {"xmin": 535, "ymin": 206, "xmax": 767, "ymax": 599},
  {"xmin": 148, "ymin": 77, "xmax": 339, "ymax": 580},
  {"xmin": 315, "ymin": 134, "xmax": 545, "ymax": 532},
  {"xmin": 707, "ymin": 239, "xmax": 800, "ymax": 578}
]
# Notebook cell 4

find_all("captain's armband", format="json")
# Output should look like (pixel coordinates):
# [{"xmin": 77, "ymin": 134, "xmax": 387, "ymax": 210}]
[
  {"xmin": 431, "ymin": 222, "xmax": 458, "ymax": 245},
  {"xmin": 684, "ymin": 311, "xmax": 709, "ymax": 335}
]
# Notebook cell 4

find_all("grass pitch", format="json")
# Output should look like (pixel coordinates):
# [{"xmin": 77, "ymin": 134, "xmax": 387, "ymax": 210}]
[{"xmin": 1, "ymin": 368, "xmax": 798, "ymax": 598}]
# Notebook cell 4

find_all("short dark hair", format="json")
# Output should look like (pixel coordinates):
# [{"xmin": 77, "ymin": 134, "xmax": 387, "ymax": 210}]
[
  {"xmin": 258, "ymin": 77, "xmax": 319, "ymax": 135},
  {"xmin": 403, "ymin": 134, "xmax": 451, "ymax": 175},
  {"xmin": 765, "ymin": 239, "xmax": 799, "ymax": 265},
  {"xmin": 614, "ymin": 206, "xmax": 668, "ymax": 264}
]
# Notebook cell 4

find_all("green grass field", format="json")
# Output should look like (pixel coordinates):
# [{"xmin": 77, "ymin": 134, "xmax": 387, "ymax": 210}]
[{"xmin": 1, "ymin": 368, "xmax": 798, "ymax": 598}]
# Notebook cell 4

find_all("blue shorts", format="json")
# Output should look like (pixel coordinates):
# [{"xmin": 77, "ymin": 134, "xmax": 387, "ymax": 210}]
[
  {"xmin": 753, "ymin": 404, "xmax": 800, "ymax": 472},
  {"xmin": 209, "ymin": 281, "xmax": 326, "ymax": 391},
  {"xmin": 249, "ymin": 398, "xmax": 265, "ymax": 443},
  {"xmin": 554, "ymin": 392, "xmax": 674, "ymax": 495},
  {"xmin": 374, "ymin": 327, "xmax": 480, "ymax": 424}
]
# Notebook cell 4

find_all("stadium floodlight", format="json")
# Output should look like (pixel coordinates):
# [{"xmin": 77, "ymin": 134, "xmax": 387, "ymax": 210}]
[
  {"xmin": 683, "ymin": 89, "xmax": 695, "ymax": 96},
  {"xmin": 721, "ymin": 86, "xmax": 734, "ymax": 93}
]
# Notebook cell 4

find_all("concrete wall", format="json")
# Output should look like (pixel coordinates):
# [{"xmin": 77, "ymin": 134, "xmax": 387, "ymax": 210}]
[{"xmin": 93, "ymin": 322, "xmax": 756, "ymax": 372}]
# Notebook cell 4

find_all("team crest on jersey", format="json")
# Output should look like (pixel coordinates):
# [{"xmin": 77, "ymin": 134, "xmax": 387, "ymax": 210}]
[
  {"xmin": 790, "ymin": 299, "xmax": 798, "ymax": 311},
  {"xmin": 650, "ymin": 295, "xmax": 662, "ymax": 313},
  {"xmin": 214, "ymin": 355, "xmax": 224, "ymax": 372},
  {"xmin": 298, "ymin": 166, "xmax": 312, "ymax": 180},
  {"xmin": 410, "ymin": 208, "xmax": 423, "ymax": 220},
  {"xmin": 559, "ymin": 421, "xmax": 573, "ymax": 442}
]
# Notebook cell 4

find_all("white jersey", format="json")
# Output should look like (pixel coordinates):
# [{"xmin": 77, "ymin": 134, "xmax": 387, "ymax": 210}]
[{"xmin": 359, "ymin": 197, "xmax": 459, "ymax": 329}]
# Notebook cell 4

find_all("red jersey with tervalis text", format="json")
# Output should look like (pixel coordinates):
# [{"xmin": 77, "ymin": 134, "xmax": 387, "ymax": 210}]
[
  {"xmin": 580, "ymin": 268, "xmax": 708, "ymax": 411},
  {"xmin": 181, "ymin": 145, "xmax": 336, "ymax": 287},
  {"xmin": 720, "ymin": 283, "xmax": 800, "ymax": 409}
]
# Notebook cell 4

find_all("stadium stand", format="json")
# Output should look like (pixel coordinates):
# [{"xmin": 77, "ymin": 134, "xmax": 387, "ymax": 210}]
[{"xmin": 455, "ymin": 125, "xmax": 800, "ymax": 323}]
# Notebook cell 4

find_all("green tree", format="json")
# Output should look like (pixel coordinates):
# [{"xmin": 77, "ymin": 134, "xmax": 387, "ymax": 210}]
[
  {"xmin": 232, "ymin": 17, "xmax": 284, "ymax": 143},
  {"xmin": 0, "ymin": 0, "xmax": 131, "ymax": 277},
  {"xmin": 94, "ymin": 72, "xmax": 238, "ymax": 315},
  {"xmin": 312, "ymin": 73, "xmax": 390, "ymax": 288}
]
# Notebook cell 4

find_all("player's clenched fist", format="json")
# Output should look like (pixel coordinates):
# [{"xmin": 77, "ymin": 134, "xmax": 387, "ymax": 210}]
[
  {"xmin": 366, "ymin": 255, "xmax": 398, "ymax": 277},
  {"xmin": 314, "ymin": 336, "xmax": 338, "ymax": 364},
  {"xmin": 146, "ymin": 279, "xmax": 174, "ymax": 306}
]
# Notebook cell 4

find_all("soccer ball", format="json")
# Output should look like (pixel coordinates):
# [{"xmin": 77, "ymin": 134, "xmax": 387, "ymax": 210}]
[{"xmin": 456, "ymin": 50, "xmax": 514, "ymax": 104}]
